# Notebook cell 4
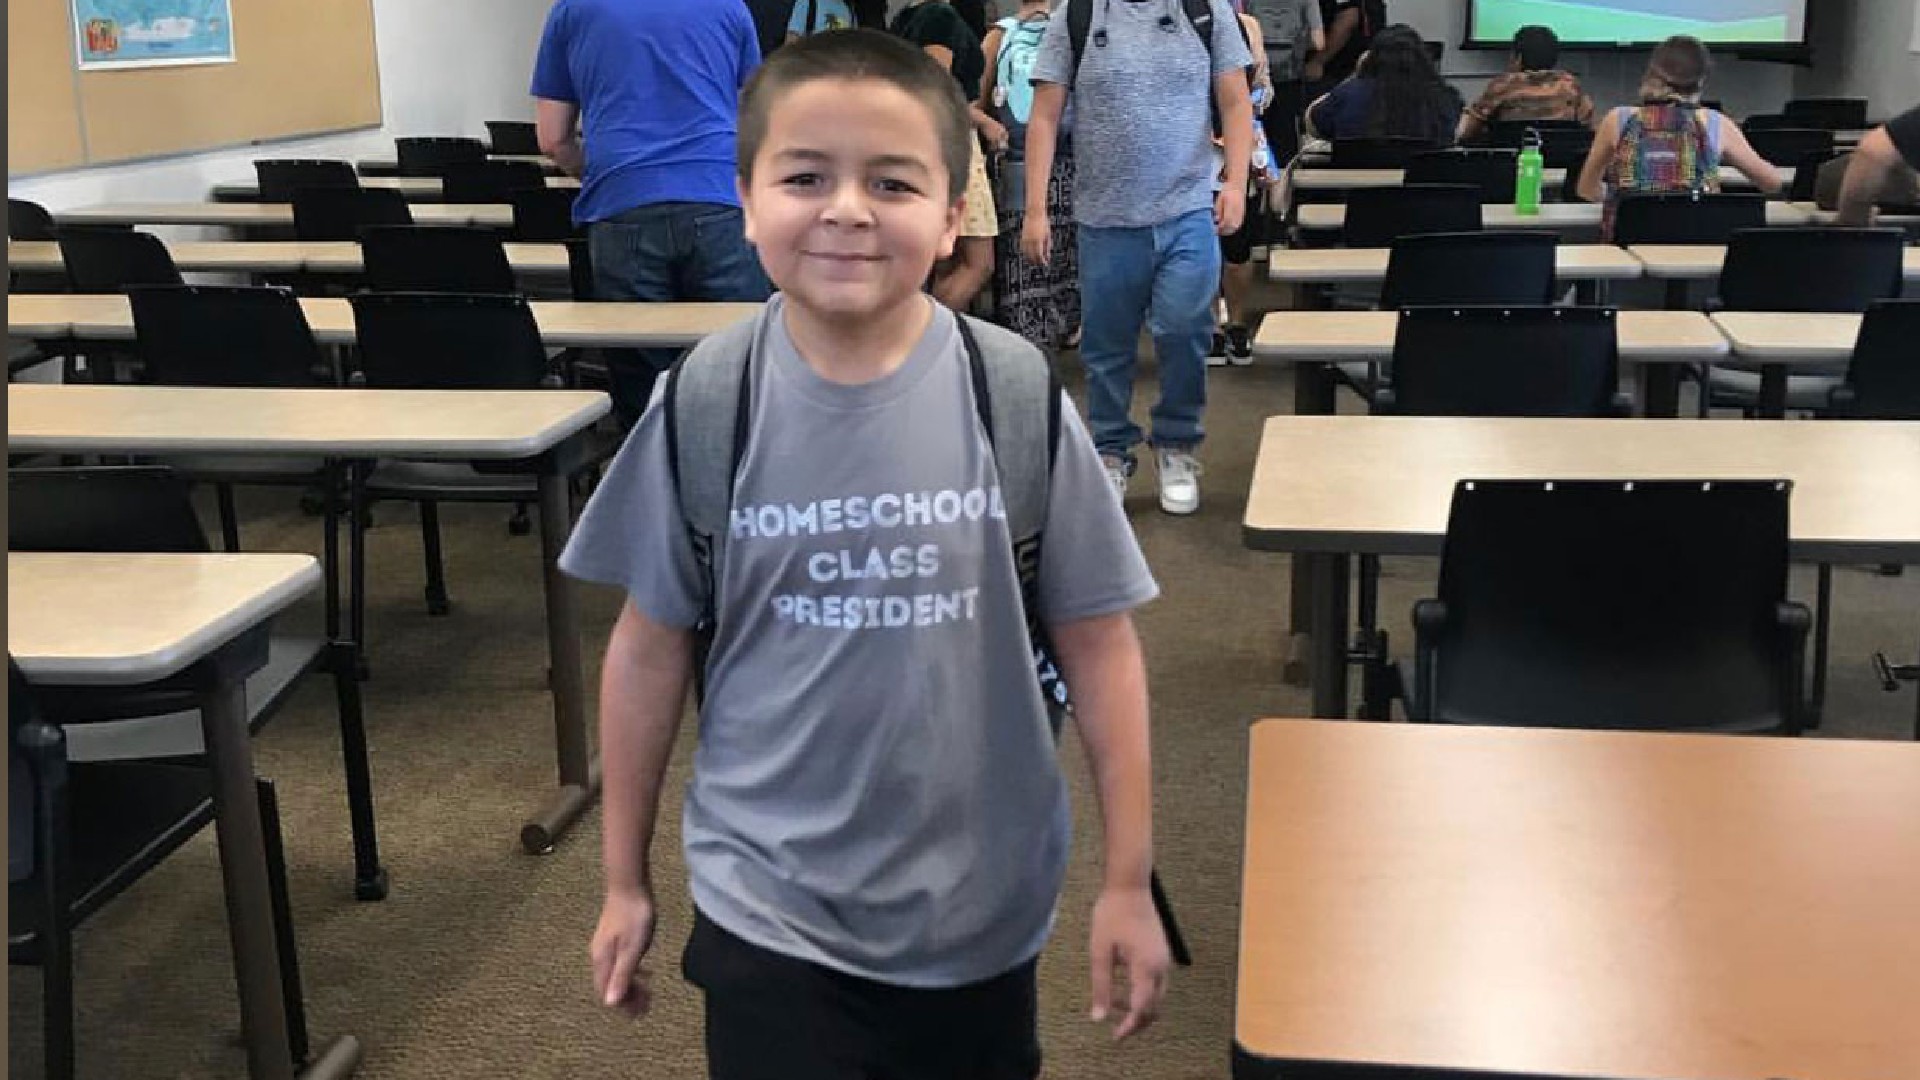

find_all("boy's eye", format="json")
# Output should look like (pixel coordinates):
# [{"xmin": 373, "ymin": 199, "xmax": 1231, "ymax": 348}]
[
  {"xmin": 781, "ymin": 173, "xmax": 823, "ymax": 189},
  {"xmin": 874, "ymin": 178, "xmax": 920, "ymax": 195}
]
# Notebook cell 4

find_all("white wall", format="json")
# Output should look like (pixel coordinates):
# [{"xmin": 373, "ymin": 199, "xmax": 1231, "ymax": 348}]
[
  {"xmin": 1794, "ymin": 0, "xmax": 1920, "ymax": 117},
  {"xmin": 8, "ymin": 0, "xmax": 551, "ymax": 213}
]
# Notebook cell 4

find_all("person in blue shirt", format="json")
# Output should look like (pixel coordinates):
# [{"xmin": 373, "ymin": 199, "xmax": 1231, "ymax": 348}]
[{"xmin": 532, "ymin": 0, "xmax": 775, "ymax": 424}]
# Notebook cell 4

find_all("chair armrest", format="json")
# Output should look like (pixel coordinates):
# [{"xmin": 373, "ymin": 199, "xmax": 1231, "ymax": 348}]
[
  {"xmin": 1370, "ymin": 387, "xmax": 1398, "ymax": 414},
  {"xmin": 1609, "ymin": 391, "xmax": 1634, "ymax": 417},
  {"xmin": 1702, "ymin": 295, "xmax": 1726, "ymax": 314},
  {"xmin": 1776, "ymin": 600, "xmax": 1814, "ymax": 736},
  {"xmin": 1826, "ymin": 384, "xmax": 1857, "ymax": 417},
  {"xmin": 1409, "ymin": 598, "xmax": 1448, "ymax": 723}
]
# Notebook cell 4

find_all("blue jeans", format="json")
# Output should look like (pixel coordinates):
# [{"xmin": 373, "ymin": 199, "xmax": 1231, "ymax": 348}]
[
  {"xmin": 1076, "ymin": 207, "xmax": 1219, "ymax": 461},
  {"xmin": 590, "ymin": 202, "xmax": 771, "ymax": 423}
]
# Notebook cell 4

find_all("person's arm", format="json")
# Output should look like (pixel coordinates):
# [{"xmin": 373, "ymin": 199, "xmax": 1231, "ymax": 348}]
[
  {"xmin": 1716, "ymin": 115, "xmax": 1784, "ymax": 196},
  {"xmin": 536, "ymin": 97, "xmax": 587, "ymax": 177},
  {"xmin": 974, "ymin": 26, "xmax": 1010, "ymax": 150},
  {"xmin": 1458, "ymin": 80, "xmax": 1502, "ymax": 143},
  {"xmin": 1574, "ymin": 108, "xmax": 1620, "ymax": 203},
  {"xmin": 1215, "ymin": 69, "xmax": 1254, "ymax": 234},
  {"xmin": 922, "ymin": 41, "xmax": 956, "ymax": 69},
  {"xmin": 1835, "ymin": 125, "xmax": 1903, "ymax": 225},
  {"xmin": 1240, "ymin": 15, "xmax": 1271, "ymax": 106},
  {"xmin": 1307, "ymin": 3, "xmax": 1358, "ymax": 81},
  {"xmin": 1050, "ymin": 610, "xmax": 1168, "ymax": 1041},
  {"xmin": 1020, "ymin": 82, "xmax": 1067, "ymax": 263},
  {"xmin": 588, "ymin": 601, "xmax": 693, "ymax": 1017}
]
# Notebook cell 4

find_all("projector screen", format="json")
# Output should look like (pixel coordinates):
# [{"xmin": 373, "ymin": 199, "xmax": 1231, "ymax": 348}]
[{"xmin": 1466, "ymin": 0, "xmax": 1810, "ymax": 49}]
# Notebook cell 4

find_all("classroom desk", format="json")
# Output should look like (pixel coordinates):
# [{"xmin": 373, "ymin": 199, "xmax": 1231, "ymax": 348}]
[
  {"xmin": 1294, "ymin": 200, "xmax": 1812, "ymax": 234},
  {"xmin": 211, "ymin": 175, "xmax": 580, "ymax": 201},
  {"xmin": 8, "ymin": 239, "xmax": 572, "ymax": 277},
  {"xmin": 1251, "ymin": 309, "xmax": 1729, "ymax": 418},
  {"xmin": 9, "ymin": 552, "xmax": 361, "ymax": 1080},
  {"xmin": 1631, "ymin": 243, "xmax": 1920, "ymax": 283},
  {"xmin": 7, "ymin": 293, "xmax": 757, "ymax": 348},
  {"xmin": 8, "ymin": 384, "xmax": 613, "ymax": 852},
  {"xmin": 357, "ymin": 154, "xmax": 564, "ymax": 177},
  {"xmin": 53, "ymin": 201, "xmax": 513, "ymax": 229},
  {"xmin": 1242, "ymin": 415, "xmax": 1920, "ymax": 717},
  {"xmin": 1787, "ymin": 200, "xmax": 1920, "ymax": 228},
  {"xmin": 1287, "ymin": 164, "xmax": 1769, "ymax": 193},
  {"xmin": 1267, "ymin": 244, "xmax": 1644, "ymax": 284},
  {"xmin": 1709, "ymin": 312, "xmax": 1864, "ymax": 416},
  {"xmin": 1234, "ymin": 718, "xmax": 1920, "ymax": 1080}
]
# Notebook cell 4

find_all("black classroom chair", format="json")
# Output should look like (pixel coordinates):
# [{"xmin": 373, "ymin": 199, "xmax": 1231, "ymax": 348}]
[
  {"xmin": 1610, "ymin": 192, "xmax": 1766, "ymax": 245},
  {"xmin": 56, "ymin": 227, "xmax": 181, "ymax": 292},
  {"xmin": 9, "ymin": 198, "xmax": 58, "ymax": 240},
  {"xmin": 486, "ymin": 120, "xmax": 542, "ymax": 156},
  {"xmin": 1783, "ymin": 97, "xmax": 1869, "ymax": 131},
  {"xmin": 1404, "ymin": 148, "xmax": 1519, "ymax": 203},
  {"xmin": 1330, "ymin": 137, "xmax": 1444, "ymax": 168},
  {"xmin": 359, "ymin": 225, "xmax": 517, "ymax": 293},
  {"xmin": 1409, "ymin": 479, "xmax": 1810, "ymax": 735},
  {"xmin": 394, "ymin": 136, "xmax": 488, "ymax": 178},
  {"xmin": 508, "ymin": 186, "xmax": 581, "ymax": 242},
  {"xmin": 1342, "ymin": 184, "xmax": 1483, "ymax": 248},
  {"xmin": 440, "ymin": 160, "xmax": 551, "ymax": 205},
  {"xmin": 254, "ymin": 159, "xmax": 359, "ymax": 202},
  {"xmin": 290, "ymin": 186, "xmax": 415, "ymax": 242},
  {"xmin": 1744, "ymin": 127, "xmax": 1835, "ymax": 168},
  {"xmin": 1827, "ymin": 299, "xmax": 1920, "ymax": 419}
]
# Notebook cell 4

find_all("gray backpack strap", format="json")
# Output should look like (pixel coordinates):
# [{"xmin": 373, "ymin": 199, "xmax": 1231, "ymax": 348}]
[
  {"xmin": 663, "ymin": 317, "xmax": 759, "ymax": 670},
  {"xmin": 956, "ymin": 314, "xmax": 1060, "ymax": 544}
]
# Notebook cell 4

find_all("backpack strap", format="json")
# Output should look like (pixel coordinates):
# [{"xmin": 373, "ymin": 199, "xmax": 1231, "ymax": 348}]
[{"xmin": 1067, "ymin": 0, "xmax": 1092, "ymax": 82}]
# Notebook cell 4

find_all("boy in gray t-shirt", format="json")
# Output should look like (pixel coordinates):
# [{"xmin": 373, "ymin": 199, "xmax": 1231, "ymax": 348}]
[{"xmin": 561, "ymin": 30, "xmax": 1165, "ymax": 1080}]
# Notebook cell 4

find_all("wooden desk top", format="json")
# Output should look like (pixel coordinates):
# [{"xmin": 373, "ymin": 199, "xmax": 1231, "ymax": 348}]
[
  {"xmin": 1237, "ymin": 719, "xmax": 1920, "ymax": 1080},
  {"xmin": 210, "ymin": 175, "xmax": 579, "ymax": 200},
  {"xmin": 358, "ymin": 154, "xmax": 563, "ymax": 175},
  {"xmin": 1288, "ymin": 165, "xmax": 1762, "ymax": 192},
  {"xmin": 1710, "ymin": 311, "xmax": 1863, "ymax": 362},
  {"xmin": 1242, "ymin": 415, "xmax": 1920, "ymax": 561},
  {"xmin": 7, "ymin": 293, "xmax": 757, "ymax": 348},
  {"xmin": 1788, "ymin": 201, "xmax": 1920, "ymax": 226},
  {"xmin": 8, "ymin": 384, "xmax": 611, "ymax": 458},
  {"xmin": 53, "ymin": 201, "xmax": 513, "ymax": 228},
  {"xmin": 8, "ymin": 239, "xmax": 569, "ymax": 276},
  {"xmin": 1267, "ymin": 244, "xmax": 1643, "ymax": 283},
  {"xmin": 1296, "ymin": 201, "xmax": 1811, "ymax": 231},
  {"xmin": 9, "ymin": 552, "xmax": 320, "ymax": 686},
  {"xmin": 1252, "ymin": 309, "xmax": 1729, "ymax": 362},
  {"xmin": 1633, "ymin": 244, "xmax": 1920, "ymax": 281}
]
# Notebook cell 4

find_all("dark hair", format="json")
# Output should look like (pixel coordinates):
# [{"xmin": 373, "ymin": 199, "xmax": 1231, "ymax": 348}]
[
  {"xmin": 951, "ymin": 0, "xmax": 989, "ymax": 43},
  {"xmin": 1359, "ymin": 25, "xmax": 1460, "ymax": 144},
  {"xmin": 737, "ymin": 28, "xmax": 973, "ymax": 202},
  {"xmin": 1513, "ymin": 25, "xmax": 1559, "ymax": 71},
  {"xmin": 1641, "ymin": 35, "xmax": 1711, "ymax": 103}
]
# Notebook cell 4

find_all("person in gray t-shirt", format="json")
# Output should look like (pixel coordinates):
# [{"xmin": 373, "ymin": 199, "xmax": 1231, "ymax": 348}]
[{"xmin": 1020, "ymin": 0, "xmax": 1252, "ymax": 518}]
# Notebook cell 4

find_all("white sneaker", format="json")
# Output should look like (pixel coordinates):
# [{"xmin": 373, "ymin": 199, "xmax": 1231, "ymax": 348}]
[
  {"xmin": 1156, "ymin": 449, "xmax": 1201, "ymax": 515},
  {"xmin": 1101, "ymin": 455, "xmax": 1130, "ymax": 505}
]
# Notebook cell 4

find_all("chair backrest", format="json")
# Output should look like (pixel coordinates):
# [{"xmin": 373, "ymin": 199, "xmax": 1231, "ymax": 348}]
[
  {"xmin": 253, "ymin": 159, "xmax": 358, "ymax": 202},
  {"xmin": 1782, "ymin": 97, "xmax": 1868, "ymax": 130},
  {"xmin": 394, "ymin": 136, "xmax": 488, "ymax": 177},
  {"xmin": 1386, "ymin": 306, "xmax": 1620, "ymax": 417},
  {"xmin": 486, "ymin": 120, "xmax": 542, "ymax": 156},
  {"xmin": 1719, "ymin": 227, "xmax": 1904, "ymax": 312},
  {"xmin": 1404, "ymin": 148, "xmax": 1519, "ymax": 202},
  {"xmin": 349, "ymin": 292, "xmax": 551, "ymax": 389},
  {"xmin": 1740, "ymin": 113, "xmax": 1795, "ymax": 132},
  {"xmin": 1381, "ymin": 231, "xmax": 1556, "ymax": 309},
  {"xmin": 1483, "ymin": 118, "xmax": 1588, "ymax": 147},
  {"xmin": 1833, "ymin": 299, "xmax": 1920, "ymax": 418},
  {"xmin": 1343, "ymin": 185, "xmax": 1483, "ymax": 247},
  {"xmin": 1788, "ymin": 148, "xmax": 1843, "ymax": 202},
  {"xmin": 1743, "ymin": 127, "xmax": 1835, "ymax": 167},
  {"xmin": 508, "ymin": 186, "xmax": 582, "ymax": 242},
  {"xmin": 1423, "ymin": 478, "xmax": 1798, "ymax": 731},
  {"xmin": 8, "ymin": 466, "xmax": 209, "ymax": 553},
  {"xmin": 290, "ymin": 186, "xmax": 414, "ymax": 241},
  {"xmin": 1535, "ymin": 126, "xmax": 1597, "ymax": 170},
  {"xmin": 56, "ymin": 228, "xmax": 182, "ymax": 291},
  {"xmin": 440, "ymin": 160, "xmax": 551, "ymax": 204},
  {"xmin": 1331, "ymin": 137, "xmax": 1443, "ymax": 169},
  {"xmin": 1609, "ymin": 191, "xmax": 1766, "ymax": 245},
  {"xmin": 8, "ymin": 198, "xmax": 58, "ymax": 240},
  {"xmin": 359, "ymin": 225, "xmax": 517, "ymax": 293},
  {"xmin": 564, "ymin": 239, "xmax": 594, "ymax": 302},
  {"xmin": 128, "ymin": 285, "xmax": 327, "ymax": 388}
]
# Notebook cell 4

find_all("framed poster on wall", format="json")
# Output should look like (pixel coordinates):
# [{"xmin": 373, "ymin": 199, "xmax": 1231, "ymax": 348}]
[{"xmin": 72, "ymin": 0, "xmax": 234, "ymax": 69}]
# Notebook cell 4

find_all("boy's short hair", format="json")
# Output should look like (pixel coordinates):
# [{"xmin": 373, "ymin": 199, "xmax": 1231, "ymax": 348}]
[
  {"xmin": 1513, "ymin": 25, "xmax": 1559, "ymax": 71},
  {"xmin": 737, "ymin": 29, "xmax": 974, "ymax": 204}
]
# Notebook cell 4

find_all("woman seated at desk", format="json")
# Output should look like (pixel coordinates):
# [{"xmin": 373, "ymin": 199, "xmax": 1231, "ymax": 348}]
[{"xmin": 1303, "ymin": 25, "xmax": 1461, "ymax": 146}]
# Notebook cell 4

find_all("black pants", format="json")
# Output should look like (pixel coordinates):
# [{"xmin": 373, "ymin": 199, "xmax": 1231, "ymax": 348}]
[
  {"xmin": 683, "ymin": 909, "xmax": 1042, "ymax": 1080},
  {"xmin": 1264, "ymin": 77, "xmax": 1312, "ymax": 168}
]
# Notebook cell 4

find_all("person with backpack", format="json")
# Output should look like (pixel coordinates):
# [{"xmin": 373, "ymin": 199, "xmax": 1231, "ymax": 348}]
[
  {"xmin": 1304, "ymin": 24, "xmax": 1460, "ymax": 145},
  {"xmin": 1244, "ymin": 0, "xmax": 1323, "ymax": 167},
  {"xmin": 1574, "ymin": 35, "xmax": 1781, "ymax": 241},
  {"xmin": 1456, "ymin": 25, "xmax": 1594, "ymax": 144},
  {"xmin": 786, "ymin": 0, "xmax": 857, "ymax": 42},
  {"xmin": 1022, "ymin": 0, "xmax": 1254, "ymax": 515},
  {"xmin": 565, "ymin": 31, "xmax": 1168, "ymax": 1079},
  {"xmin": 891, "ymin": 0, "xmax": 999, "ymax": 313},
  {"xmin": 979, "ymin": 0, "xmax": 1080, "ymax": 349}
]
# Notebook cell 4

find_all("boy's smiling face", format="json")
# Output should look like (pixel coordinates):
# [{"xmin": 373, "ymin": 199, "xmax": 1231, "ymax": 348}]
[{"xmin": 741, "ymin": 76, "xmax": 961, "ymax": 324}]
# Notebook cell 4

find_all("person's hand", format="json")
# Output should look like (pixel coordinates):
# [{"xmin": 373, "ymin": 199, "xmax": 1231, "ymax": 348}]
[
  {"xmin": 590, "ymin": 885, "xmax": 657, "ymax": 1019},
  {"xmin": 979, "ymin": 115, "xmax": 1011, "ymax": 154},
  {"xmin": 1304, "ymin": 57, "xmax": 1324, "ymax": 83},
  {"xmin": 1087, "ymin": 884, "xmax": 1171, "ymax": 1041},
  {"xmin": 1214, "ymin": 183, "xmax": 1246, "ymax": 237},
  {"xmin": 1021, "ymin": 209, "xmax": 1052, "ymax": 265}
]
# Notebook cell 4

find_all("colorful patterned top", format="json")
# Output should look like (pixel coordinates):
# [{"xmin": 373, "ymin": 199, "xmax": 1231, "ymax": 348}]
[
  {"xmin": 1601, "ymin": 104, "xmax": 1724, "ymax": 241},
  {"xmin": 1465, "ymin": 69, "xmax": 1595, "ymax": 128}
]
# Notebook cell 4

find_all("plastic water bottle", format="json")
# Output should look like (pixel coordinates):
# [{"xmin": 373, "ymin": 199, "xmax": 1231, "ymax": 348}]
[{"xmin": 1515, "ymin": 129, "xmax": 1544, "ymax": 217}]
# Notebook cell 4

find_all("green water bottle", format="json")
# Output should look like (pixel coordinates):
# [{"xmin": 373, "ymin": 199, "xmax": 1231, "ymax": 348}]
[{"xmin": 1515, "ymin": 129, "xmax": 1544, "ymax": 216}]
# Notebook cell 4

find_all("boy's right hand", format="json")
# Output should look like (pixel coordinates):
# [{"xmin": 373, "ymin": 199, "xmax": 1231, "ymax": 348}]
[
  {"xmin": 1021, "ymin": 211, "xmax": 1051, "ymax": 265},
  {"xmin": 590, "ymin": 886, "xmax": 657, "ymax": 1019}
]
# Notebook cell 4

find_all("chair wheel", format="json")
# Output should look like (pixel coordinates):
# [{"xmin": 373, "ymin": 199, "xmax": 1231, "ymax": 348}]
[
  {"xmin": 507, "ymin": 508, "xmax": 532, "ymax": 536},
  {"xmin": 425, "ymin": 590, "xmax": 450, "ymax": 617},
  {"xmin": 355, "ymin": 867, "xmax": 390, "ymax": 902}
]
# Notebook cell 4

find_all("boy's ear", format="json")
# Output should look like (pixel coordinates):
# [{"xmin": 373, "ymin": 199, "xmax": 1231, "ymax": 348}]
[
  {"xmin": 737, "ymin": 176, "xmax": 757, "ymax": 244},
  {"xmin": 937, "ymin": 192, "xmax": 961, "ymax": 262}
]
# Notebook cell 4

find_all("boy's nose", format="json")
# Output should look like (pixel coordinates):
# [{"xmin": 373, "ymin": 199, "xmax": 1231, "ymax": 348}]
[{"xmin": 821, "ymin": 182, "xmax": 876, "ymax": 227}]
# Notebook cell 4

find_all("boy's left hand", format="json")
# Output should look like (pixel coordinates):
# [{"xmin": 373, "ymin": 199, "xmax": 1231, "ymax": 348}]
[
  {"xmin": 1214, "ymin": 184, "xmax": 1246, "ymax": 236},
  {"xmin": 1088, "ymin": 884, "xmax": 1171, "ymax": 1041}
]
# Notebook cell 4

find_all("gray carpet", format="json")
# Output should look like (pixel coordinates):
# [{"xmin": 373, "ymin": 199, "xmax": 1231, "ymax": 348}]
[{"xmin": 11, "ymin": 326, "xmax": 1919, "ymax": 1079}]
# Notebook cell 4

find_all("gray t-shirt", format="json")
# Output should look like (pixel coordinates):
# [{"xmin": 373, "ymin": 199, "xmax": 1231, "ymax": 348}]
[
  {"xmin": 561, "ymin": 295, "xmax": 1159, "ymax": 987},
  {"xmin": 1030, "ymin": 0, "xmax": 1250, "ymax": 228}
]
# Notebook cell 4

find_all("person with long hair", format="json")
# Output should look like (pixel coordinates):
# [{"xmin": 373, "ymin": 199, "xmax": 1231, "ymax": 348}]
[
  {"xmin": 1304, "ymin": 24, "xmax": 1461, "ymax": 145},
  {"xmin": 1575, "ymin": 35, "xmax": 1780, "ymax": 240}
]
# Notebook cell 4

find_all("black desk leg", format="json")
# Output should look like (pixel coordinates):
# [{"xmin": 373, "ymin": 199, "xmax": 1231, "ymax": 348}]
[
  {"xmin": 1308, "ymin": 552, "xmax": 1352, "ymax": 719},
  {"xmin": 522, "ymin": 456, "xmax": 601, "ymax": 854},
  {"xmin": 329, "ymin": 643, "xmax": 387, "ymax": 900},
  {"xmin": 1284, "ymin": 361, "xmax": 1339, "ymax": 686},
  {"xmin": 1758, "ymin": 367, "xmax": 1789, "ymax": 419},
  {"xmin": 1642, "ymin": 364, "xmax": 1683, "ymax": 418},
  {"xmin": 1808, "ymin": 563, "xmax": 1832, "ymax": 729}
]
